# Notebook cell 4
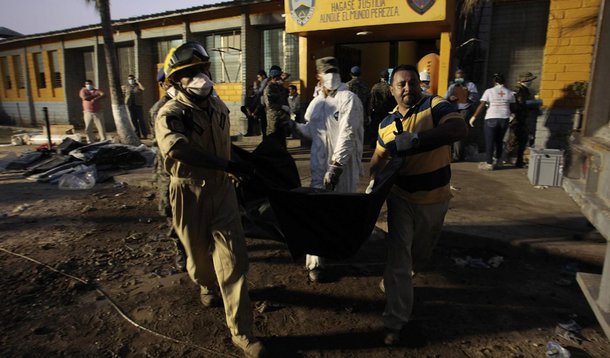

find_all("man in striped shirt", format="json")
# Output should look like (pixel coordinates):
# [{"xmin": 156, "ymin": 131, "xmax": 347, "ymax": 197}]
[{"xmin": 368, "ymin": 64, "xmax": 467, "ymax": 345}]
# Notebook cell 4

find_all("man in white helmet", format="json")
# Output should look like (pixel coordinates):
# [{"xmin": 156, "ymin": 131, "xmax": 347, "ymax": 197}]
[
  {"xmin": 155, "ymin": 41, "xmax": 265, "ymax": 358},
  {"xmin": 293, "ymin": 56, "xmax": 364, "ymax": 282}
]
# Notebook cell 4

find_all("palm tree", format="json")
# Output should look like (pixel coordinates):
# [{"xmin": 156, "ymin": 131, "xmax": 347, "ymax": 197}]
[{"xmin": 86, "ymin": 0, "xmax": 140, "ymax": 146}]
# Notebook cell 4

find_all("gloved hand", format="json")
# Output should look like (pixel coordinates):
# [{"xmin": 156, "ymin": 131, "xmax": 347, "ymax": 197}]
[
  {"xmin": 323, "ymin": 164, "xmax": 343, "ymax": 190},
  {"xmin": 509, "ymin": 113, "xmax": 516, "ymax": 125},
  {"xmin": 365, "ymin": 179, "xmax": 375, "ymax": 194},
  {"xmin": 469, "ymin": 116, "xmax": 477, "ymax": 127},
  {"xmin": 394, "ymin": 131, "xmax": 419, "ymax": 152},
  {"xmin": 226, "ymin": 160, "xmax": 255, "ymax": 180}
]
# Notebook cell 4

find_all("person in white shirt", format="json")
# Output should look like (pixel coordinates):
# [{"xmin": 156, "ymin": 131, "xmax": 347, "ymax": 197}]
[
  {"xmin": 470, "ymin": 73, "xmax": 515, "ymax": 170},
  {"xmin": 293, "ymin": 57, "xmax": 364, "ymax": 282}
]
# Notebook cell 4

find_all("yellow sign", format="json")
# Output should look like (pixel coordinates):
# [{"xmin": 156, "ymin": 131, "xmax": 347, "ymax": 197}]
[{"xmin": 285, "ymin": 0, "xmax": 446, "ymax": 33}]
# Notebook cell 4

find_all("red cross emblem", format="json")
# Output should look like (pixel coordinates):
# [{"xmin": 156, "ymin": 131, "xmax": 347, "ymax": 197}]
[{"xmin": 498, "ymin": 90, "xmax": 506, "ymax": 97}]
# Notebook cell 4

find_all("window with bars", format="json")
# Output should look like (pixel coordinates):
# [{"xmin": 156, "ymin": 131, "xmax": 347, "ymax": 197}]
[
  {"xmin": 0, "ymin": 57, "xmax": 10, "ymax": 90},
  {"xmin": 14, "ymin": 55, "xmax": 25, "ymax": 89},
  {"xmin": 34, "ymin": 52, "xmax": 46, "ymax": 89},
  {"xmin": 204, "ymin": 31, "xmax": 241, "ymax": 83},
  {"xmin": 156, "ymin": 38, "xmax": 183, "ymax": 64},
  {"xmin": 49, "ymin": 51, "xmax": 62, "ymax": 88},
  {"xmin": 117, "ymin": 45, "xmax": 136, "ymax": 85},
  {"xmin": 83, "ymin": 51, "xmax": 95, "ymax": 84},
  {"xmin": 262, "ymin": 29, "xmax": 299, "ymax": 79}
]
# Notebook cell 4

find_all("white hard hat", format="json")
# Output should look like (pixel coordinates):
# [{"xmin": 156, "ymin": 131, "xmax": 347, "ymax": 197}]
[{"xmin": 419, "ymin": 71, "xmax": 431, "ymax": 82}]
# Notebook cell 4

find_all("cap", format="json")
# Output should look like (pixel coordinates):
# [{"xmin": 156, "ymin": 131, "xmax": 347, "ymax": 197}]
[
  {"xmin": 419, "ymin": 71, "xmax": 431, "ymax": 82},
  {"xmin": 519, "ymin": 72, "xmax": 537, "ymax": 82},
  {"xmin": 350, "ymin": 66, "xmax": 361, "ymax": 76},
  {"xmin": 316, "ymin": 57, "xmax": 339, "ymax": 74},
  {"xmin": 269, "ymin": 65, "xmax": 282, "ymax": 78}
]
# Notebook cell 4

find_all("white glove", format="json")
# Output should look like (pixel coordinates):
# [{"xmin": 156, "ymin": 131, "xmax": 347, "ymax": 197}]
[
  {"xmin": 469, "ymin": 116, "xmax": 477, "ymax": 127},
  {"xmin": 394, "ymin": 131, "xmax": 419, "ymax": 152},
  {"xmin": 323, "ymin": 164, "xmax": 343, "ymax": 190},
  {"xmin": 365, "ymin": 179, "xmax": 375, "ymax": 194},
  {"xmin": 509, "ymin": 113, "xmax": 516, "ymax": 124}
]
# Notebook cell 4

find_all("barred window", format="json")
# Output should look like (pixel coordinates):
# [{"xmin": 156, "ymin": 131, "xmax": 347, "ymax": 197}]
[
  {"xmin": 34, "ymin": 52, "xmax": 46, "ymax": 89},
  {"xmin": 204, "ymin": 31, "xmax": 241, "ymax": 83},
  {"xmin": 117, "ymin": 45, "xmax": 136, "ymax": 85},
  {"xmin": 0, "ymin": 57, "xmax": 10, "ymax": 90},
  {"xmin": 49, "ymin": 51, "xmax": 62, "ymax": 88},
  {"xmin": 83, "ymin": 51, "xmax": 95, "ymax": 84},
  {"xmin": 156, "ymin": 38, "xmax": 183, "ymax": 64},
  {"xmin": 14, "ymin": 55, "xmax": 25, "ymax": 89},
  {"xmin": 262, "ymin": 29, "xmax": 299, "ymax": 79}
]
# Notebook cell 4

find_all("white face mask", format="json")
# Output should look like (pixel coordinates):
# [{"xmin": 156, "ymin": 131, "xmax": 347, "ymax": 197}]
[
  {"xmin": 128, "ymin": 79, "xmax": 135, "ymax": 85},
  {"xmin": 522, "ymin": 81, "xmax": 532, "ymax": 87},
  {"xmin": 322, "ymin": 73, "xmax": 341, "ymax": 91},
  {"xmin": 185, "ymin": 73, "xmax": 215, "ymax": 98},
  {"xmin": 166, "ymin": 87, "xmax": 177, "ymax": 98},
  {"xmin": 86, "ymin": 84, "xmax": 94, "ymax": 90}
]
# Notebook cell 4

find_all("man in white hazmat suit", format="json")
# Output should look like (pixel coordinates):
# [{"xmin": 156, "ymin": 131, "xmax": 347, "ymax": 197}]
[{"xmin": 293, "ymin": 57, "xmax": 364, "ymax": 282}]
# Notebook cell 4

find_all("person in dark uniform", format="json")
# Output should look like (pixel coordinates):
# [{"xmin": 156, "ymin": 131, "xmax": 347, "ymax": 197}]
[
  {"xmin": 369, "ymin": 69, "xmax": 397, "ymax": 147},
  {"xmin": 509, "ymin": 72, "xmax": 536, "ymax": 167}
]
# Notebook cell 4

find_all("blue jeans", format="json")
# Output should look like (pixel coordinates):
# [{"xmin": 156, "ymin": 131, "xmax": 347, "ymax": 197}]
[{"xmin": 484, "ymin": 118, "xmax": 509, "ymax": 164}]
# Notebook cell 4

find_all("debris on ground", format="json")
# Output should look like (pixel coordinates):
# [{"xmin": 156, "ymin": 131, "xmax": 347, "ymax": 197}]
[
  {"xmin": 555, "ymin": 319, "xmax": 585, "ymax": 345},
  {"xmin": 453, "ymin": 255, "xmax": 504, "ymax": 269},
  {"xmin": 12, "ymin": 203, "xmax": 33, "ymax": 213},
  {"xmin": 546, "ymin": 341, "xmax": 571, "ymax": 357}
]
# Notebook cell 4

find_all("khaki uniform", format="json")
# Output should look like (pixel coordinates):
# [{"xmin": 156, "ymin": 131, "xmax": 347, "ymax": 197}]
[{"xmin": 155, "ymin": 91, "xmax": 253, "ymax": 337}]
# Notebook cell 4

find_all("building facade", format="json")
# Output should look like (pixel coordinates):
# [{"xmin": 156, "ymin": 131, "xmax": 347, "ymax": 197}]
[{"xmin": 0, "ymin": 0, "xmax": 295, "ymax": 136}]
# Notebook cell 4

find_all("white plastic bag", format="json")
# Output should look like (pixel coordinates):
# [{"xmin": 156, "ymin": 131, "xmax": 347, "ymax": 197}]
[{"xmin": 58, "ymin": 164, "xmax": 97, "ymax": 190}]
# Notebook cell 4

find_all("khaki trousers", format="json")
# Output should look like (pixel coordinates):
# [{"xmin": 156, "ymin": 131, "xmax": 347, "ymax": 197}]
[
  {"xmin": 83, "ymin": 111, "xmax": 107, "ymax": 143},
  {"xmin": 169, "ymin": 176, "xmax": 253, "ymax": 337},
  {"xmin": 383, "ymin": 195, "xmax": 449, "ymax": 330}
]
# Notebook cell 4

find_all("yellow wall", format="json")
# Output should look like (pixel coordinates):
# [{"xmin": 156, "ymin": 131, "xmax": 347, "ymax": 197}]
[
  {"xmin": 26, "ymin": 49, "xmax": 64, "ymax": 102},
  {"xmin": 539, "ymin": 0, "xmax": 600, "ymax": 108},
  {"xmin": 0, "ymin": 55, "xmax": 25, "ymax": 100},
  {"xmin": 214, "ymin": 82, "xmax": 243, "ymax": 102}
]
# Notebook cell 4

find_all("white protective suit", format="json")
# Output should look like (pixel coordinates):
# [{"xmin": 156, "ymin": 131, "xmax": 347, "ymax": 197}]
[{"xmin": 296, "ymin": 83, "xmax": 364, "ymax": 270}]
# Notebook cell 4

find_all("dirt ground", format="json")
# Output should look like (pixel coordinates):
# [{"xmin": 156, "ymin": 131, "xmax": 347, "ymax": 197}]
[{"xmin": 1, "ymin": 139, "xmax": 609, "ymax": 357}]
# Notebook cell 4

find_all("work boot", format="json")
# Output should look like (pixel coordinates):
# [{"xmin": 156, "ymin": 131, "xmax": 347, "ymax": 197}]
[
  {"xmin": 200, "ymin": 287, "xmax": 221, "ymax": 308},
  {"xmin": 231, "ymin": 335, "xmax": 267, "ymax": 358},
  {"xmin": 308, "ymin": 268, "xmax": 325, "ymax": 283}
]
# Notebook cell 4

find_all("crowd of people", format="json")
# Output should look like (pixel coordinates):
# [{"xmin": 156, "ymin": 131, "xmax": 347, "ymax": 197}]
[{"xmin": 77, "ymin": 39, "xmax": 539, "ymax": 356}]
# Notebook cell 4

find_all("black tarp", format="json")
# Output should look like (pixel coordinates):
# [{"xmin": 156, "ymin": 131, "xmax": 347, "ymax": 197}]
[{"xmin": 233, "ymin": 137, "xmax": 402, "ymax": 260}]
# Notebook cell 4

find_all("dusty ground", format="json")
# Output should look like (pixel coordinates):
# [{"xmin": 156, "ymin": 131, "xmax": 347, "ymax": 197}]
[{"xmin": 0, "ymin": 135, "xmax": 609, "ymax": 357}]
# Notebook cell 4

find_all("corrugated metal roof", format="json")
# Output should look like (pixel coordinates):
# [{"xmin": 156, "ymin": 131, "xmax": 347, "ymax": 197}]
[
  {"xmin": 0, "ymin": 27, "xmax": 23, "ymax": 39},
  {"xmin": 0, "ymin": 0, "xmax": 273, "ymax": 44}
]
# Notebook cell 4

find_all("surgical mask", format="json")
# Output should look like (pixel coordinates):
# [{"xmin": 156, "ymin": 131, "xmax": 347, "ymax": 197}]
[
  {"xmin": 166, "ymin": 86, "xmax": 177, "ymax": 98},
  {"xmin": 322, "ymin": 73, "xmax": 341, "ymax": 91},
  {"xmin": 86, "ymin": 84, "xmax": 94, "ymax": 90},
  {"xmin": 128, "ymin": 79, "xmax": 135, "ymax": 85},
  {"xmin": 522, "ymin": 80, "xmax": 532, "ymax": 87},
  {"xmin": 454, "ymin": 78, "xmax": 464, "ymax": 85},
  {"xmin": 185, "ymin": 73, "xmax": 215, "ymax": 98}
]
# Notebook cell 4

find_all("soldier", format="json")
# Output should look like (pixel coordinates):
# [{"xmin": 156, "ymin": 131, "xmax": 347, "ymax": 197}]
[
  {"xmin": 347, "ymin": 65, "xmax": 370, "ymax": 128},
  {"xmin": 369, "ymin": 69, "xmax": 397, "ymax": 147},
  {"xmin": 155, "ymin": 41, "xmax": 265, "ymax": 357},
  {"xmin": 262, "ymin": 65, "xmax": 291, "ymax": 146},
  {"xmin": 509, "ymin": 72, "xmax": 536, "ymax": 168}
]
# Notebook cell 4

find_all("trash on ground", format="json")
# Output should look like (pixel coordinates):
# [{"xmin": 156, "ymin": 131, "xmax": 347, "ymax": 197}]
[
  {"xmin": 453, "ymin": 256, "xmax": 504, "ymax": 269},
  {"xmin": 534, "ymin": 185, "xmax": 549, "ymax": 189},
  {"xmin": 450, "ymin": 185, "xmax": 461, "ymax": 191},
  {"xmin": 555, "ymin": 319, "xmax": 584, "ymax": 345},
  {"xmin": 545, "ymin": 341, "xmax": 571, "ymax": 357},
  {"xmin": 58, "ymin": 164, "xmax": 97, "ymax": 190},
  {"xmin": 12, "ymin": 203, "xmax": 33, "ymax": 213}
]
